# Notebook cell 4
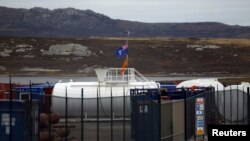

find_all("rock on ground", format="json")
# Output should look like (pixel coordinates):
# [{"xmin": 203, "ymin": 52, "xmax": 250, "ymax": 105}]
[
  {"xmin": 42, "ymin": 43, "xmax": 92, "ymax": 57},
  {"xmin": 0, "ymin": 66, "xmax": 6, "ymax": 70}
]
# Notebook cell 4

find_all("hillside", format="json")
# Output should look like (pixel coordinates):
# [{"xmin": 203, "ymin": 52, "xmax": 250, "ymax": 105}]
[
  {"xmin": 0, "ymin": 6, "xmax": 250, "ymax": 38},
  {"xmin": 0, "ymin": 36, "xmax": 250, "ymax": 77}
]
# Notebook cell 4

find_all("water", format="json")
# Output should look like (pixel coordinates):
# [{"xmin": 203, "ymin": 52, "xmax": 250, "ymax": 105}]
[{"xmin": 0, "ymin": 75, "xmax": 220, "ymax": 84}]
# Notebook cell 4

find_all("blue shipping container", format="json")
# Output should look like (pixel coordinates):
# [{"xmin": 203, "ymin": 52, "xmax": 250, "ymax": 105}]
[
  {"xmin": 13, "ymin": 86, "xmax": 46, "ymax": 112},
  {"xmin": 0, "ymin": 100, "xmax": 39, "ymax": 141}
]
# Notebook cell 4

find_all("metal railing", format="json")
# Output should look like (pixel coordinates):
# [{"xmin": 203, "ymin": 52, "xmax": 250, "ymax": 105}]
[{"xmin": 105, "ymin": 68, "xmax": 150, "ymax": 83}]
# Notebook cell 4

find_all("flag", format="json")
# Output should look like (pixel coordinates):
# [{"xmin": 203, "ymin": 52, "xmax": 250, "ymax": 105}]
[
  {"xmin": 120, "ymin": 55, "xmax": 128, "ymax": 75},
  {"xmin": 115, "ymin": 44, "xmax": 128, "ymax": 58}
]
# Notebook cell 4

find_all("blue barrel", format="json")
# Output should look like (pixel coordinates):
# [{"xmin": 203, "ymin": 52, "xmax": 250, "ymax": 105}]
[{"xmin": 0, "ymin": 100, "xmax": 39, "ymax": 141}]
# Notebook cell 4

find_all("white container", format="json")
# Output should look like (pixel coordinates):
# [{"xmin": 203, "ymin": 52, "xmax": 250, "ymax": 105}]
[{"xmin": 51, "ymin": 68, "xmax": 160, "ymax": 118}]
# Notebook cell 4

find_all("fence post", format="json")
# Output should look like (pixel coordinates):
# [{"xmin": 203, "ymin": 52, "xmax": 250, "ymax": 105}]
[
  {"xmin": 142, "ymin": 86, "xmax": 145, "ymax": 141},
  {"xmin": 123, "ymin": 86, "xmax": 126, "ymax": 141},
  {"xmin": 158, "ymin": 89, "xmax": 161, "ymax": 141},
  {"xmin": 29, "ymin": 80, "xmax": 33, "ymax": 141},
  {"xmin": 65, "ymin": 86, "xmax": 68, "ymax": 141},
  {"xmin": 81, "ymin": 88, "xmax": 84, "ymax": 141},
  {"xmin": 243, "ymin": 86, "xmax": 245, "ymax": 124},
  {"xmin": 223, "ymin": 87, "xmax": 226, "ymax": 124},
  {"xmin": 216, "ymin": 85, "xmax": 219, "ymax": 125},
  {"xmin": 230, "ymin": 86, "xmax": 232, "ymax": 125},
  {"xmin": 9, "ymin": 75, "xmax": 12, "ymax": 141},
  {"xmin": 183, "ymin": 87, "xmax": 187, "ymax": 141},
  {"xmin": 110, "ymin": 87, "xmax": 113, "ymax": 141},
  {"xmin": 97, "ymin": 86, "xmax": 99, "ymax": 141},
  {"xmin": 247, "ymin": 87, "xmax": 250, "ymax": 125},
  {"xmin": 237, "ymin": 85, "xmax": 239, "ymax": 125},
  {"xmin": 48, "ymin": 94, "xmax": 51, "ymax": 141}
]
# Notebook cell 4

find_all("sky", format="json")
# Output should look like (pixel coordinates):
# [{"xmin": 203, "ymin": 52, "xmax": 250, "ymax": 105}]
[{"xmin": 0, "ymin": 0, "xmax": 250, "ymax": 26}]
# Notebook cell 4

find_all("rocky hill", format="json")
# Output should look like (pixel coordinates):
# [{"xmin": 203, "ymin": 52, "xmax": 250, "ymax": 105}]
[{"xmin": 1, "ymin": 6, "xmax": 250, "ymax": 38}]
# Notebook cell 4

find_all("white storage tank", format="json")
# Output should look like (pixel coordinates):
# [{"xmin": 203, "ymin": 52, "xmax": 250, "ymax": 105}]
[
  {"xmin": 51, "ymin": 68, "xmax": 160, "ymax": 118},
  {"xmin": 217, "ymin": 82, "xmax": 250, "ymax": 121},
  {"xmin": 177, "ymin": 79, "xmax": 250, "ymax": 122},
  {"xmin": 176, "ymin": 78, "xmax": 224, "ymax": 91}
]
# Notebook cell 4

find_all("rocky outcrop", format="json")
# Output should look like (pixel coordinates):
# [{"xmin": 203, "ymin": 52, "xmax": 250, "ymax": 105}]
[
  {"xmin": 42, "ymin": 44, "xmax": 92, "ymax": 57},
  {"xmin": 0, "ymin": 49, "xmax": 12, "ymax": 57},
  {"xmin": 15, "ymin": 44, "xmax": 33, "ymax": 52},
  {"xmin": 187, "ymin": 44, "xmax": 221, "ymax": 51},
  {"xmin": 0, "ymin": 66, "xmax": 6, "ymax": 70}
]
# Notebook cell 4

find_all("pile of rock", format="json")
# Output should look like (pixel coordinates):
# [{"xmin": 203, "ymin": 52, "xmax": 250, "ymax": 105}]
[
  {"xmin": 186, "ymin": 44, "xmax": 221, "ymax": 51},
  {"xmin": 15, "ymin": 44, "xmax": 33, "ymax": 53},
  {"xmin": 0, "ymin": 66, "xmax": 6, "ymax": 70},
  {"xmin": 0, "ymin": 49, "xmax": 12, "ymax": 57},
  {"xmin": 40, "ymin": 113, "xmax": 78, "ymax": 141},
  {"xmin": 42, "ymin": 43, "xmax": 92, "ymax": 57}
]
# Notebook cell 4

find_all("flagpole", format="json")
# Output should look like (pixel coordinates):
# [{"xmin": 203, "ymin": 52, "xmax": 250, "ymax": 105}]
[
  {"xmin": 119, "ymin": 31, "xmax": 130, "ymax": 76},
  {"xmin": 126, "ymin": 31, "xmax": 130, "ymax": 68}
]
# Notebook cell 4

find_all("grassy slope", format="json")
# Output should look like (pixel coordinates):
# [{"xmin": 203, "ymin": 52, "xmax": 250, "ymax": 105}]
[{"xmin": 0, "ymin": 36, "xmax": 249, "ymax": 79}]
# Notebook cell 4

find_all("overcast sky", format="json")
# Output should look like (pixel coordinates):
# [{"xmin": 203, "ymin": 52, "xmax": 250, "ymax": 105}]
[{"xmin": 1, "ymin": 0, "xmax": 250, "ymax": 26}]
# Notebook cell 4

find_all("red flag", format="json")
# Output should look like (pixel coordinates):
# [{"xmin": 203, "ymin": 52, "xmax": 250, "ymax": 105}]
[{"xmin": 120, "ymin": 56, "xmax": 128, "ymax": 75}]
